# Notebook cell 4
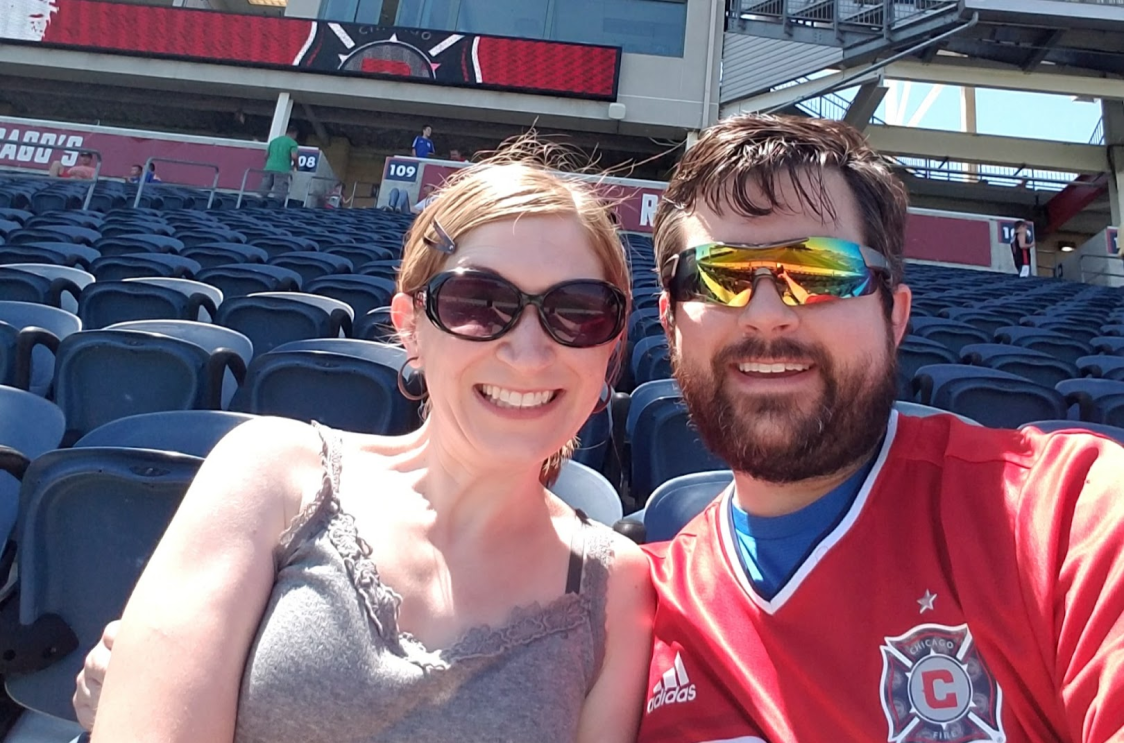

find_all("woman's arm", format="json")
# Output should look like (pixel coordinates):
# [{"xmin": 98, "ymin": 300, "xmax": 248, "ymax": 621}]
[
  {"xmin": 90, "ymin": 417, "xmax": 324, "ymax": 743},
  {"xmin": 576, "ymin": 540, "xmax": 656, "ymax": 743}
]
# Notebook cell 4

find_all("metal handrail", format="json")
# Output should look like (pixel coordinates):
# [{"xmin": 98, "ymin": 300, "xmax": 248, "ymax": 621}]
[
  {"xmin": 0, "ymin": 138, "xmax": 101, "ymax": 210},
  {"xmin": 1079, "ymin": 253, "xmax": 1124, "ymax": 285},
  {"xmin": 892, "ymin": 156, "xmax": 1079, "ymax": 191},
  {"xmin": 237, "ymin": 167, "xmax": 296, "ymax": 209},
  {"xmin": 301, "ymin": 174, "xmax": 342, "ymax": 208},
  {"xmin": 135, "ymin": 157, "xmax": 220, "ymax": 209}
]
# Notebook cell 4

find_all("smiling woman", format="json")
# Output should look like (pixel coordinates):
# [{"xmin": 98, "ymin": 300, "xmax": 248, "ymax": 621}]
[{"xmin": 78, "ymin": 139, "xmax": 653, "ymax": 743}]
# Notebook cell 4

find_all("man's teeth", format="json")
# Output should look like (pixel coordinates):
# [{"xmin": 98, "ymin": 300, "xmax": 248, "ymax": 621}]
[
  {"xmin": 480, "ymin": 385, "xmax": 556, "ymax": 408},
  {"xmin": 737, "ymin": 362, "xmax": 811, "ymax": 374}
]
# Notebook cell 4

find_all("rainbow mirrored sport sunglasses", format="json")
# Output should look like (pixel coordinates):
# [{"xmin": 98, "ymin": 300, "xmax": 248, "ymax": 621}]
[{"xmin": 662, "ymin": 237, "xmax": 891, "ymax": 308}]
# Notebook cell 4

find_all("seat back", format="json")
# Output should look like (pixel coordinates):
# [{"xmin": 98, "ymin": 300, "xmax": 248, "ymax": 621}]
[
  {"xmin": 896, "ymin": 336, "xmax": 958, "ymax": 399},
  {"xmin": 0, "ymin": 301, "xmax": 82, "ymax": 395},
  {"xmin": 305, "ymin": 275, "xmax": 396, "ymax": 318},
  {"xmin": 550, "ymin": 460, "xmax": 622, "ymax": 526},
  {"xmin": 631, "ymin": 396, "xmax": 725, "ymax": 503},
  {"xmin": 74, "ymin": 410, "xmax": 256, "ymax": 456},
  {"xmin": 1077, "ymin": 355, "xmax": 1124, "ymax": 381},
  {"xmin": 78, "ymin": 281, "xmax": 205, "ymax": 329},
  {"xmin": 216, "ymin": 294, "xmax": 350, "ymax": 355},
  {"xmin": 7, "ymin": 447, "xmax": 202, "ymax": 720},
  {"xmin": 959, "ymin": 343, "xmax": 1078, "ymax": 388},
  {"xmin": 995, "ymin": 326, "xmax": 1092, "ymax": 365},
  {"xmin": 1056, "ymin": 378, "xmax": 1124, "ymax": 427},
  {"xmin": 908, "ymin": 317, "xmax": 990, "ymax": 354},
  {"xmin": 644, "ymin": 470, "xmax": 733, "ymax": 543},
  {"xmin": 195, "ymin": 264, "xmax": 301, "ymax": 299},
  {"xmin": 53, "ymin": 330, "xmax": 218, "ymax": 443},
  {"xmin": 912, "ymin": 364, "xmax": 1067, "ymax": 429}
]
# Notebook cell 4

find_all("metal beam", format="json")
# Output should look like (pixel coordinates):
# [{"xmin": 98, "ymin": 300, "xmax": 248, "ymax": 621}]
[
  {"xmin": 720, "ymin": 69, "xmax": 880, "ymax": 118},
  {"xmin": 884, "ymin": 59, "xmax": 1124, "ymax": 100},
  {"xmin": 1020, "ymin": 28, "xmax": 1065, "ymax": 72},
  {"xmin": 865, "ymin": 124, "xmax": 1109, "ymax": 173},
  {"xmin": 843, "ymin": 82, "xmax": 888, "ymax": 131},
  {"xmin": 301, "ymin": 102, "xmax": 330, "ymax": 144}
]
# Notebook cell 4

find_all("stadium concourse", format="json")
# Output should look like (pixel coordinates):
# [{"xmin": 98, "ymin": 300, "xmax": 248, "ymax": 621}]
[{"xmin": 0, "ymin": 168, "xmax": 1123, "ymax": 738}]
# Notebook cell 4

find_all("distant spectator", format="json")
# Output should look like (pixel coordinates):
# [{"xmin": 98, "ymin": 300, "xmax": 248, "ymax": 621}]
[
  {"xmin": 48, "ymin": 152, "xmax": 96, "ymax": 180},
  {"xmin": 128, "ymin": 163, "xmax": 161, "ymax": 184},
  {"xmin": 260, "ymin": 124, "xmax": 299, "ymax": 201},
  {"xmin": 1010, "ymin": 220, "xmax": 1034, "ymax": 278},
  {"xmin": 412, "ymin": 125, "xmax": 435, "ymax": 159},
  {"xmin": 323, "ymin": 181, "xmax": 351, "ymax": 209},
  {"xmin": 448, "ymin": 148, "xmax": 467, "ymax": 162},
  {"xmin": 412, "ymin": 184, "xmax": 438, "ymax": 214},
  {"xmin": 385, "ymin": 187, "xmax": 411, "ymax": 213}
]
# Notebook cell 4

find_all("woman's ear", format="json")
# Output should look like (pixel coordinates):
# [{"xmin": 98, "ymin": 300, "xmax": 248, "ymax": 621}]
[{"xmin": 390, "ymin": 292, "xmax": 421, "ymax": 357}]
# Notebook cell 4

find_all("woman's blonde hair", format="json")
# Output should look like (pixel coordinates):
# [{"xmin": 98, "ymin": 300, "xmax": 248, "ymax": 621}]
[{"xmin": 397, "ymin": 139, "xmax": 631, "ymax": 486}]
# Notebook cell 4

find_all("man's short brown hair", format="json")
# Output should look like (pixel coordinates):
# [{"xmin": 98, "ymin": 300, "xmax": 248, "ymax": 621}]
[{"xmin": 653, "ymin": 114, "xmax": 909, "ymax": 287}]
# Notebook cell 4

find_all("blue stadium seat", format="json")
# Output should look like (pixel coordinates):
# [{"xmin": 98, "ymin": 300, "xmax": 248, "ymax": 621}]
[
  {"xmin": 216, "ymin": 292, "xmax": 352, "ymax": 355},
  {"xmin": 959, "ymin": 343, "xmax": 1078, "ymax": 388},
  {"xmin": 892, "ymin": 400, "xmax": 980, "ymax": 425},
  {"xmin": 180, "ymin": 243, "xmax": 269, "ymax": 269},
  {"xmin": 896, "ymin": 336, "xmax": 959, "ymax": 399},
  {"xmin": 626, "ymin": 379, "xmax": 681, "ymax": 439},
  {"xmin": 4, "ymin": 447, "xmax": 202, "ymax": 721},
  {"xmin": 352, "ymin": 306, "xmax": 397, "ymax": 344},
  {"xmin": 52, "ymin": 329, "xmax": 237, "ymax": 443},
  {"xmin": 77, "ymin": 280, "xmax": 217, "ymax": 329},
  {"xmin": 230, "ymin": 338, "xmax": 419, "ymax": 435},
  {"xmin": 269, "ymin": 252, "xmax": 354, "ymax": 284},
  {"xmin": 1090, "ymin": 336, "xmax": 1124, "ymax": 356},
  {"xmin": 573, "ymin": 405, "xmax": 612, "ymax": 472},
  {"xmin": 644, "ymin": 470, "xmax": 733, "ymax": 543},
  {"xmin": 1102, "ymin": 323, "xmax": 1124, "ymax": 337},
  {"xmin": 551, "ymin": 460, "xmax": 623, "ymax": 526},
  {"xmin": 249, "ymin": 235, "xmax": 318, "ymax": 257},
  {"xmin": 1077, "ymin": 355, "xmax": 1124, "ymax": 381},
  {"xmin": 8, "ymin": 225, "xmax": 99, "ymax": 247},
  {"xmin": 0, "ymin": 385, "xmax": 65, "ymax": 555},
  {"xmin": 356, "ymin": 260, "xmax": 400, "ymax": 282},
  {"xmin": 912, "ymin": 364, "xmax": 1067, "ymax": 429},
  {"xmin": 937, "ymin": 309, "xmax": 1011, "ymax": 335},
  {"xmin": 75, "ymin": 410, "xmax": 256, "ymax": 456},
  {"xmin": 630, "ymin": 393, "xmax": 726, "ymax": 503},
  {"xmin": 0, "ymin": 301, "xmax": 82, "ymax": 396},
  {"xmin": 196, "ymin": 263, "xmax": 302, "ymax": 298},
  {"xmin": 1056, "ymin": 378, "xmax": 1124, "ymax": 427},
  {"xmin": 90, "ymin": 253, "xmax": 202, "ymax": 281},
  {"xmin": 305, "ymin": 274, "xmax": 396, "ymax": 319},
  {"xmin": 0, "ymin": 265, "xmax": 85, "ymax": 309},
  {"xmin": 994, "ymin": 326, "xmax": 1092, "ymax": 366},
  {"xmin": 323, "ymin": 244, "xmax": 396, "ymax": 266},
  {"xmin": 907, "ymin": 317, "xmax": 991, "ymax": 354},
  {"xmin": 1020, "ymin": 420, "xmax": 1124, "ymax": 445},
  {"xmin": 8, "ymin": 242, "xmax": 99, "ymax": 270}
]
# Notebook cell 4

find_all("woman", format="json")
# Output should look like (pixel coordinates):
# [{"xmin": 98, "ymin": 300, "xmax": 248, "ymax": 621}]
[{"xmin": 81, "ymin": 152, "xmax": 654, "ymax": 742}]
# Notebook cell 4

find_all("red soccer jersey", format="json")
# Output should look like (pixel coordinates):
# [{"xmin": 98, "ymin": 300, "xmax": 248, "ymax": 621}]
[{"xmin": 640, "ymin": 411, "xmax": 1124, "ymax": 743}]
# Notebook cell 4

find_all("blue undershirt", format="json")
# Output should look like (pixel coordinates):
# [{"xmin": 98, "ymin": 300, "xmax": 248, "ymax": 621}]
[{"xmin": 730, "ymin": 455, "xmax": 877, "ymax": 600}]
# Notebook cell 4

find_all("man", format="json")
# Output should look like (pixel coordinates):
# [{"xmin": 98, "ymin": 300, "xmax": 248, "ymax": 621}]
[
  {"xmin": 412, "ymin": 125, "xmax": 435, "ymax": 158},
  {"xmin": 1010, "ymin": 220, "xmax": 1034, "ymax": 277},
  {"xmin": 47, "ymin": 151, "xmax": 96, "ymax": 179},
  {"xmin": 127, "ymin": 163, "xmax": 160, "ymax": 184},
  {"xmin": 448, "ymin": 148, "xmax": 467, "ymax": 162},
  {"xmin": 259, "ymin": 124, "xmax": 299, "ymax": 201},
  {"xmin": 638, "ymin": 114, "xmax": 1124, "ymax": 742}
]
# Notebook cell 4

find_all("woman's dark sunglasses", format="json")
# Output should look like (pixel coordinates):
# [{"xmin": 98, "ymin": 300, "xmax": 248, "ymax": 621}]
[{"xmin": 417, "ymin": 268, "xmax": 627, "ymax": 348}]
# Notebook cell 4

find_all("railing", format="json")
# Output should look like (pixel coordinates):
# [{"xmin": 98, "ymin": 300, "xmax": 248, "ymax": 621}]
[
  {"xmin": 1090, "ymin": 119, "xmax": 1105, "ymax": 145},
  {"xmin": 0, "ymin": 139, "xmax": 101, "ymax": 210},
  {"xmin": 135, "ymin": 157, "xmax": 220, "ymax": 209},
  {"xmin": 1079, "ymin": 253, "xmax": 1124, "ymax": 286},
  {"xmin": 891, "ymin": 156, "xmax": 1080, "ymax": 191},
  {"xmin": 730, "ymin": 0, "xmax": 960, "ymax": 36}
]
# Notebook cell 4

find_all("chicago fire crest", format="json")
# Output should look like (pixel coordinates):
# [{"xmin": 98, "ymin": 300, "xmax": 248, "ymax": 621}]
[{"xmin": 879, "ymin": 623, "xmax": 1005, "ymax": 743}]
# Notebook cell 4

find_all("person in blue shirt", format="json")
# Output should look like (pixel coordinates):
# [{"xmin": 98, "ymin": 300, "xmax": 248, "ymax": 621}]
[
  {"xmin": 127, "ymin": 163, "xmax": 161, "ymax": 184},
  {"xmin": 412, "ymin": 125, "xmax": 435, "ymax": 158}
]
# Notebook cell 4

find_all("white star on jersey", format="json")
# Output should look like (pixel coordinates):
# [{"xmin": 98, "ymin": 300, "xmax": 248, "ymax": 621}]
[{"xmin": 917, "ymin": 590, "xmax": 937, "ymax": 614}]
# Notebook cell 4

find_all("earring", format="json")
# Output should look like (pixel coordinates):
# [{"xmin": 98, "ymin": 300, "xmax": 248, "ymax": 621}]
[{"xmin": 397, "ymin": 357, "xmax": 428, "ymax": 402}]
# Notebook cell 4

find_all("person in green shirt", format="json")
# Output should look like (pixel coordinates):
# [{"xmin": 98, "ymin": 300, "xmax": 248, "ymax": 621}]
[{"xmin": 259, "ymin": 125, "xmax": 299, "ymax": 202}]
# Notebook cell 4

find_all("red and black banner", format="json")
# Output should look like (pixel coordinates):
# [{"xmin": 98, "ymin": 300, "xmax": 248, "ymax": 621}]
[{"xmin": 0, "ymin": 0, "xmax": 621, "ymax": 100}]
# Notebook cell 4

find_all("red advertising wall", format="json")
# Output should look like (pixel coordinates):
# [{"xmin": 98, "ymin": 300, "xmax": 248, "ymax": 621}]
[
  {"xmin": 904, "ymin": 212, "xmax": 993, "ymax": 267},
  {"xmin": 0, "ymin": 116, "xmax": 321, "ymax": 189}
]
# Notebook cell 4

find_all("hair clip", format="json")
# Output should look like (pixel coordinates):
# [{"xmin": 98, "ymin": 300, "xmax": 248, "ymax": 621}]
[{"xmin": 425, "ymin": 219, "xmax": 456, "ymax": 255}]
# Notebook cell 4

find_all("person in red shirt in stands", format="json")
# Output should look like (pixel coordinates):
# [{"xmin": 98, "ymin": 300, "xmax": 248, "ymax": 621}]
[
  {"xmin": 47, "ymin": 151, "xmax": 96, "ymax": 179},
  {"xmin": 640, "ymin": 113, "xmax": 1124, "ymax": 743}
]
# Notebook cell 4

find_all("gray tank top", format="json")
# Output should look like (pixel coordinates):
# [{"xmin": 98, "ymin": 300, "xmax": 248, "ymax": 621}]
[{"xmin": 233, "ymin": 424, "xmax": 619, "ymax": 743}]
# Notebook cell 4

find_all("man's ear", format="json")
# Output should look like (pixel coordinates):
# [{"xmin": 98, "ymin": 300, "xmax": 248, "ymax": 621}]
[
  {"xmin": 889, "ymin": 283, "xmax": 912, "ymax": 347},
  {"xmin": 390, "ymin": 292, "xmax": 421, "ymax": 357},
  {"xmin": 658, "ymin": 291, "xmax": 674, "ymax": 336}
]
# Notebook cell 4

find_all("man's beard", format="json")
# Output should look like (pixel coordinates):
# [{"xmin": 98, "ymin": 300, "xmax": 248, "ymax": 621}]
[{"xmin": 671, "ymin": 332, "xmax": 897, "ymax": 484}]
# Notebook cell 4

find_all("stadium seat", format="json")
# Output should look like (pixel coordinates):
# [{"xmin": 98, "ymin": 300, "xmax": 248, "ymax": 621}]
[
  {"xmin": 630, "ymin": 393, "xmax": 726, "ymax": 503},
  {"xmin": 269, "ymin": 252, "xmax": 354, "ymax": 285},
  {"xmin": 92, "ymin": 234, "xmax": 183, "ymax": 256},
  {"xmin": 912, "ymin": 364, "xmax": 1067, "ymax": 429},
  {"xmin": 1102, "ymin": 323, "xmax": 1124, "ymax": 337},
  {"xmin": 0, "ymin": 265, "xmax": 85, "ymax": 310},
  {"xmin": 249, "ymin": 235, "xmax": 318, "ymax": 257},
  {"xmin": 78, "ymin": 280, "xmax": 217, "ymax": 329},
  {"xmin": 892, "ymin": 400, "xmax": 980, "ymax": 425},
  {"xmin": 994, "ymin": 326, "xmax": 1092, "ymax": 365},
  {"xmin": 572, "ymin": 405, "xmax": 612, "ymax": 472},
  {"xmin": 7, "ymin": 225, "xmax": 99, "ymax": 247},
  {"xmin": 625, "ymin": 378, "xmax": 681, "ymax": 439},
  {"xmin": 323, "ymin": 244, "xmax": 396, "ymax": 266},
  {"xmin": 216, "ymin": 292, "xmax": 352, "ymax": 355},
  {"xmin": 896, "ymin": 336, "xmax": 959, "ymax": 399},
  {"xmin": 107, "ymin": 320, "xmax": 251, "ymax": 408},
  {"xmin": 196, "ymin": 263, "xmax": 302, "ymax": 298},
  {"xmin": 0, "ymin": 263, "xmax": 93, "ymax": 313},
  {"xmin": 0, "ymin": 385, "xmax": 66, "ymax": 553},
  {"xmin": 352, "ymin": 306, "xmax": 397, "ymax": 344},
  {"xmin": 356, "ymin": 260, "xmax": 401, "ymax": 282},
  {"xmin": 230, "ymin": 338, "xmax": 419, "ymax": 435},
  {"xmin": 7, "ymin": 242, "xmax": 100, "ymax": 270},
  {"xmin": 550, "ymin": 460, "xmax": 623, "ymax": 526},
  {"xmin": 52, "ymin": 329, "xmax": 239, "ymax": 443},
  {"xmin": 0, "ymin": 300, "xmax": 82, "ymax": 396},
  {"xmin": 1090, "ymin": 336, "xmax": 1124, "ymax": 356},
  {"xmin": 1020, "ymin": 420, "xmax": 1124, "ymax": 445},
  {"xmin": 90, "ymin": 253, "xmax": 202, "ymax": 281},
  {"xmin": 4, "ymin": 447, "xmax": 202, "ymax": 721},
  {"xmin": 907, "ymin": 317, "xmax": 991, "ymax": 354},
  {"xmin": 1056, "ymin": 378, "xmax": 1124, "ymax": 427},
  {"xmin": 75, "ymin": 410, "xmax": 256, "ymax": 456},
  {"xmin": 305, "ymin": 274, "xmax": 396, "ymax": 318},
  {"xmin": 180, "ymin": 243, "xmax": 269, "ymax": 269},
  {"xmin": 126, "ymin": 277, "xmax": 223, "ymax": 322},
  {"xmin": 936, "ymin": 309, "xmax": 1011, "ymax": 335},
  {"xmin": 644, "ymin": 470, "xmax": 733, "ymax": 543},
  {"xmin": 1077, "ymin": 355, "xmax": 1124, "ymax": 381},
  {"xmin": 959, "ymin": 343, "xmax": 1078, "ymax": 388}
]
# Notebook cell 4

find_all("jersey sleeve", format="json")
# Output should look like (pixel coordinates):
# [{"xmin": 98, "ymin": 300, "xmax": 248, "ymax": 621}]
[{"xmin": 1016, "ymin": 431, "xmax": 1124, "ymax": 742}]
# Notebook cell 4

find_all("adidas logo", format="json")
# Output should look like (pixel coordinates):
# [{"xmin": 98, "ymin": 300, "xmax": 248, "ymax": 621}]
[{"xmin": 646, "ymin": 652, "xmax": 697, "ymax": 713}]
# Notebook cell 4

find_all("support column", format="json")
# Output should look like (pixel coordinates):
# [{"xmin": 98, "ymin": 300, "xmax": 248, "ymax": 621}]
[
  {"xmin": 1103, "ymin": 99, "xmax": 1124, "ymax": 228},
  {"xmin": 961, "ymin": 86, "xmax": 978, "ymax": 182},
  {"xmin": 268, "ymin": 93, "xmax": 294, "ymax": 142},
  {"xmin": 685, "ymin": 130, "xmax": 700, "ymax": 151}
]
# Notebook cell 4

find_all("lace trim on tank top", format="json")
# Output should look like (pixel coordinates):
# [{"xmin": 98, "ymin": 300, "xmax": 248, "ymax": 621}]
[{"xmin": 278, "ymin": 422, "xmax": 613, "ymax": 674}]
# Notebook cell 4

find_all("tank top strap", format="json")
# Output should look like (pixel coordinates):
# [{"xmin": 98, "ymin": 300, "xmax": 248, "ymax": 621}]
[
  {"xmin": 575, "ymin": 514, "xmax": 616, "ymax": 682},
  {"xmin": 275, "ymin": 421, "xmax": 346, "ymax": 567}
]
